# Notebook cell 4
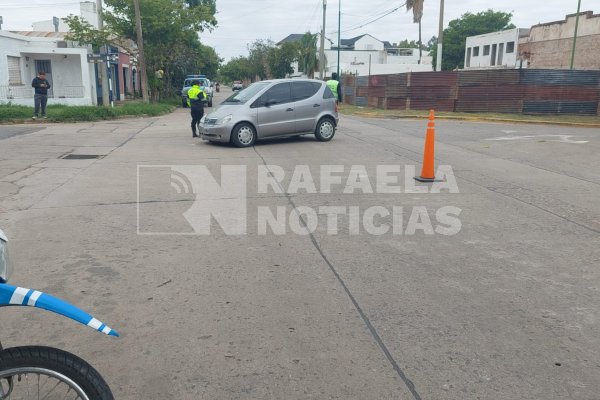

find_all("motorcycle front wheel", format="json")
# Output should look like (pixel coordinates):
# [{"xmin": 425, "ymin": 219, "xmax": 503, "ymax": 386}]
[{"xmin": 0, "ymin": 346, "xmax": 114, "ymax": 400}]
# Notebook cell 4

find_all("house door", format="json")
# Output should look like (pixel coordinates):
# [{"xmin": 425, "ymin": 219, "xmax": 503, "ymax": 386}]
[
  {"xmin": 490, "ymin": 44, "xmax": 497, "ymax": 66},
  {"xmin": 35, "ymin": 60, "xmax": 53, "ymax": 97}
]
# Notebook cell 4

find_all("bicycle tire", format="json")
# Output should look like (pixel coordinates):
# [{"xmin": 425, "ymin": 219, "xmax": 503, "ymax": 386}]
[{"xmin": 0, "ymin": 346, "xmax": 114, "ymax": 400}]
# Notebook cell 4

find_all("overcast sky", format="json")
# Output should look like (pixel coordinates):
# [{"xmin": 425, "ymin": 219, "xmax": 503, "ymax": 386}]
[{"xmin": 1, "ymin": 0, "xmax": 594, "ymax": 60}]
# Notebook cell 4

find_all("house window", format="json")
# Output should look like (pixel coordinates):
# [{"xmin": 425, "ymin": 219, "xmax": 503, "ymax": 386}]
[
  {"xmin": 483, "ymin": 45, "xmax": 490, "ymax": 56},
  {"xmin": 466, "ymin": 47, "xmax": 472, "ymax": 68},
  {"xmin": 473, "ymin": 46, "xmax": 479, "ymax": 57},
  {"xmin": 506, "ymin": 41, "xmax": 515, "ymax": 53},
  {"xmin": 7, "ymin": 56, "xmax": 22, "ymax": 85}
]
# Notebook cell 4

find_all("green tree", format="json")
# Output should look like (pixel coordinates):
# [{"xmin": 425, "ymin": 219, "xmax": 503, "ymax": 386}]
[
  {"xmin": 66, "ymin": 0, "xmax": 218, "ymax": 100},
  {"xmin": 297, "ymin": 32, "xmax": 318, "ymax": 78},
  {"xmin": 431, "ymin": 9, "xmax": 515, "ymax": 70},
  {"xmin": 247, "ymin": 39, "xmax": 274, "ymax": 80},
  {"xmin": 426, "ymin": 36, "xmax": 437, "ymax": 51},
  {"xmin": 219, "ymin": 56, "xmax": 253, "ymax": 83},
  {"xmin": 396, "ymin": 39, "xmax": 429, "ymax": 50},
  {"xmin": 268, "ymin": 43, "xmax": 298, "ymax": 78}
]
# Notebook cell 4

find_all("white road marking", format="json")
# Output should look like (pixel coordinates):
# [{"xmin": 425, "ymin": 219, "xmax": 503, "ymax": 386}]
[{"xmin": 486, "ymin": 134, "xmax": 588, "ymax": 144}]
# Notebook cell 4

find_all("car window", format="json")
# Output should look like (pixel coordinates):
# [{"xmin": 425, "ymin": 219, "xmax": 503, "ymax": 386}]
[
  {"xmin": 292, "ymin": 82, "xmax": 321, "ymax": 101},
  {"xmin": 223, "ymin": 82, "xmax": 270, "ymax": 105},
  {"xmin": 184, "ymin": 78, "xmax": 209, "ymax": 87},
  {"xmin": 323, "ymin": 86, "xmax": 334, "ymax": 99},
  {"xmin": 263, "ymin": 83, "xmax": 292, "ymax": 106}
]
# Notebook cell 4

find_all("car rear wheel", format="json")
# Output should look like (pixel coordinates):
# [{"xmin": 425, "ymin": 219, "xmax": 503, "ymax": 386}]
[
  {"xmin": 208, "ymin": 98, "xmax": 213, "ymax": 107},
  {"xmin": 231, "ymin": 123, "xmax": 256, "ymax": 148},
  {"xmin": 315, "ymin": 117, "xmax": 336, "ymax": 142}
]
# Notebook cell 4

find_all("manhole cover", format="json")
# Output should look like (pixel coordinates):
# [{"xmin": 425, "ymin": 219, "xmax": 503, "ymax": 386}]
[{"xmin": 62, "ymin": 154, "xmax": 104, "ymax": 160}]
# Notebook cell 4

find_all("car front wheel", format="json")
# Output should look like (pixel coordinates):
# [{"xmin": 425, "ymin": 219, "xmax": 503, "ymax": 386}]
[
  {"xmin": 315, "ymin": 117, "xmax": 336, "ymax": 142},
  {"xmin": 231, "ymin": 122, "xmax": 256, "ymax": 148}
]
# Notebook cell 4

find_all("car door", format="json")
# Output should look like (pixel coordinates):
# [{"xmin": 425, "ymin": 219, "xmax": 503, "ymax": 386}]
[
  {"xmin": 255, "ymin": 83, "xmax": 295, "ymax": 138},
  {"xmin": 292, "ymin": 81, "xmax": 323, "ymax": 133}
]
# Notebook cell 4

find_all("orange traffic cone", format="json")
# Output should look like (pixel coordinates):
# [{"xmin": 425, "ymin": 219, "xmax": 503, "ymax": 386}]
[{"xmin": 414, "ymin": 110, "xmax": 440, "ymax": 182}]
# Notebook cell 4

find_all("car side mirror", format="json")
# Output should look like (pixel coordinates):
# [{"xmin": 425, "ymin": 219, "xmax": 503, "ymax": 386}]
[{"xmin": 265, "ymin": 100, "xmax": 275, "ymax": 107}]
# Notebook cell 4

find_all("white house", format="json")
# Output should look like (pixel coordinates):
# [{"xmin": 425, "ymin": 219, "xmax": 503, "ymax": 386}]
[
  {"xmin": 277, "ymin": 33, "xmax": 432, "ymax": 78},
  {"xmin": 0, "ymin": 30, "xmax": 97, "ymax": 106},
  {"xmin": 464, "ymin": 28, "xmax": 530, "ymax": 69}
]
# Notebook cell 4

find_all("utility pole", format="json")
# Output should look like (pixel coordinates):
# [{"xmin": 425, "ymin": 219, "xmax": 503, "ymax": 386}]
[
  {"xmin": 336, "ymin": 0, "xmax": 341, "ymax": 78},
  {"xmin": 570, "ymin": 0, "xmax": 582, "ymax": 70},
  {"xmin": 319, "ymin": 0, "xmax": 326, "ymax": 80},
  {"xmin": 96, "ymin": 0, "xmax": 110, "ymax": 106},
  {"xmin": 133, "ymin": 0, "xmax": 149, "ymax": 102},
  {"xmin": 436, "ymin": 0, "xmax": 444, "ymax": 71}
]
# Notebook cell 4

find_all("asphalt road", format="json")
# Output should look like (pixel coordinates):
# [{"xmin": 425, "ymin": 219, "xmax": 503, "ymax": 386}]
[
  {"xmin": 0, "ymin": 126, "xmax": 46, "ymax": 141},
  {"xmin": 0, "ymin": 89, "xmax": 599, "ymax": 399}
]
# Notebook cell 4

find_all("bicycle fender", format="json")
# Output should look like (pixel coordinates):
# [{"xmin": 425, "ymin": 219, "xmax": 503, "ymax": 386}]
[{"xmin": 0, "ymin": 283, "xmax": 119, "ymax": 337}]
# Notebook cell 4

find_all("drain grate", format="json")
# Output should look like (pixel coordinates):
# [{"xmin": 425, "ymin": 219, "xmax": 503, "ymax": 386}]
[{"xmin": 62, "ymin": 154, "xmax": 104, "ymax": 160}]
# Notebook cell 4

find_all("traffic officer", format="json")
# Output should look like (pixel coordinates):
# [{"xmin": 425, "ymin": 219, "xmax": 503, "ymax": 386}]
[
  {"xmin": 326, "ymin": 72, "xmax": 343, "ymax": 103},
  {"xmin": 187, "ymin": 80, "xmax": 208, "ymax": 137}
]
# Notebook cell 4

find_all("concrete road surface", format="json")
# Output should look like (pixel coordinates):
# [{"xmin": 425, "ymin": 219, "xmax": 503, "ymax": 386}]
[{"xmin": 1, "ymin": 91, "xmax": 599, "ymax": 399}]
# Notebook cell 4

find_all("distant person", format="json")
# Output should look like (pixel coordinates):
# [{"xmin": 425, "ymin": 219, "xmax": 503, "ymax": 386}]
[
  {"xmin": 326, "ymin": 72, "xmax": 343, "ymax": 103},
  {"xmin": 187, "ymin": 80, "xmax": 207, "ymax": 137},
  {"xmin": 31, "ymin": 71, "xmax": 51, "ymax": 119}
]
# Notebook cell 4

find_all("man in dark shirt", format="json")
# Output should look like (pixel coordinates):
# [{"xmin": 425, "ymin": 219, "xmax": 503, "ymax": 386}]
[{"xmin": 31, "ymin": 71, "xmax": 51, "ymax": 119}]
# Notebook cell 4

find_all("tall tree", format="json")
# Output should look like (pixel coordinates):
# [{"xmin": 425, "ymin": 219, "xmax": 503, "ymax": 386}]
[
  {"xmin": 406, "ymin": 0, "xmax": 424, "ymax": 23},
  {"xmin": 247, "ymin": 39, "xmax": 274, "ymax": 80},
  {"xmin": 430, "ymin": 9, "xmax": 515, "ymax": 70},
  {"xmin": 66, "ymin": 0, "xmax": 218, "ymax": 100},
  {"xmin": 268, "ymin": 43, "xmax": 298, "ymax": 78},
  {"xmin": 406, "ymin": 0, "xmax": 425, "ymax": 62},
  {"xmin": 297, "ymin": 32, "xmax": 318, "ymax": 78}
]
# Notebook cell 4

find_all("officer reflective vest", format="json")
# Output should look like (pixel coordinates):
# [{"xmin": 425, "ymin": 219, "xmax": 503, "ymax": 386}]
[
  {"xmin": 326, "ymin": 79, "xmax": 339, "ymax": 100},
  {"xmin": 187, "ymin": 84, "xmax": 207, "ymax": 107}
]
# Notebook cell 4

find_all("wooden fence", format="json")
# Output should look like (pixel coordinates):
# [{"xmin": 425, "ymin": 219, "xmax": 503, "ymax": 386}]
[{"xmin": 342, "ymin": 69, "xmax": 600, "ymax": 115}]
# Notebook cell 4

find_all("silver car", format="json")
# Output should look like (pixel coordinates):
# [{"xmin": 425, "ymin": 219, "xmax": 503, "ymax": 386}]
[{"xmin": 199, "ymin": 79, "xmax": 339, "ymax": 147}]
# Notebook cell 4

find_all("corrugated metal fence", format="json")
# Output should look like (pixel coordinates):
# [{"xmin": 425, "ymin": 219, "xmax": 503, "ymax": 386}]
[{"xmin": 342, "ymin": 69, "xmax": 600, "ymax": 115}]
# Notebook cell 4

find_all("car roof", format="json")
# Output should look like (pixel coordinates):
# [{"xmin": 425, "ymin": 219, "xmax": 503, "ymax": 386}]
[{"xmin": 259, "ymin": 78, "xmax": 324, "ymax": 84}]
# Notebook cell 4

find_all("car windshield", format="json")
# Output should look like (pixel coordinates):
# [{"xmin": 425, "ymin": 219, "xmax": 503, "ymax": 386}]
[
  {"xmin": 184, "ymin": 78, "xmax": 209, "ymax": 87},
  {"xmin": 222, "ymin": 82, "xmax": 270, "ymax": 104}
]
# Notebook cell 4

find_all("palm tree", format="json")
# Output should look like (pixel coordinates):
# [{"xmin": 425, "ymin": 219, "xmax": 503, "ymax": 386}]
[
  {"xmin": 406, "ymin": 0, "xmax": 425, "ymax": 63},
  {"xmin": 298, "ymin": 32, "xmax": 319, "ymax": 78},
  {"xmin": 406, "ymin": 0, "xmax": 424, "ymax": 23}
]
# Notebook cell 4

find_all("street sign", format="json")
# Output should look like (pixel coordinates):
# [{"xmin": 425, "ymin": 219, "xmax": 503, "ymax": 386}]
[{"xmin": 87, "ymin": 54, "xmax": 104, "ymax": 63}]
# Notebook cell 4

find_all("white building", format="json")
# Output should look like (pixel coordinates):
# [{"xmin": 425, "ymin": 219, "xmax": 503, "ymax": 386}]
[
  {"xmin": 277, "ymin": 33, "xmax": 432, "ymax": 77},
  {"xmin": 0, "ymin": 30, "xmax": 97, "ymax": 106},
  {"xmin": 464, "ymin": 28, "xmax": 530, "ymax": 69}
]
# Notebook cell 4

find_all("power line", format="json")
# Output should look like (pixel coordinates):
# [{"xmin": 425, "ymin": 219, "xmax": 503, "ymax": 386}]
[
  {"xmin": 342, "ymin": 3, "xmax": 406, "ymax": 33},
  {"xmin": 328, "ymin": 3, "xmax": 406, "ymax": 35},
  {"xmin": 303, "ymin": 0, "xmax": 322, "ymax": 33}
]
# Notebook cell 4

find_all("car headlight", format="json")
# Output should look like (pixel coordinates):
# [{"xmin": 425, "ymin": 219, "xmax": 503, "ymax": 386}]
[
  {"xmin": 200, "ymin": 115, "xmax": 206, "ymax": 124},
  {"xmin": 216, "ymin": 115, "xmax": 233, "ymax": 125}
]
